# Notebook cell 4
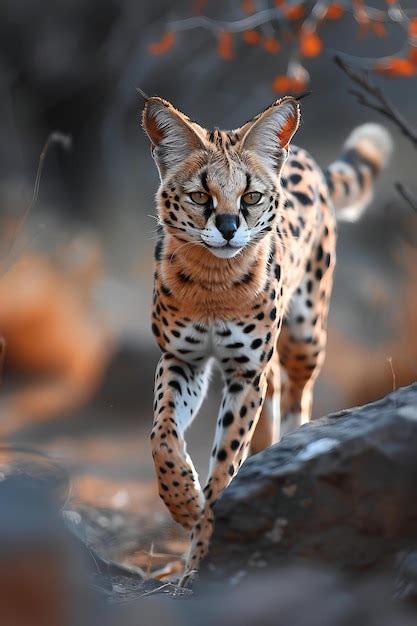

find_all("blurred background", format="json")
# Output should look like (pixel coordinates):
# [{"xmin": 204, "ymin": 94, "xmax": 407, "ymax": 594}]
[{"xmin": 0, "ymin": 0, "xmax": 416, "ymax": 597}]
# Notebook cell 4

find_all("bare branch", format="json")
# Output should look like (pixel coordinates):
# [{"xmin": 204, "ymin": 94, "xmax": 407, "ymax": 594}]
[
  {"xmin": 396, "ymin": 182, "xmax": 417, "ymax": 213},
  {"xmin": 334, "ymin": 55, "xmax": 417, "ymax": 149},
  {"xmin": 168, "ymin": 8, "xmax": 281, "ymax": 33},
  {"xmin": 167, "ymin": 0, "xmax": 417, "ymax": 34},
  {"xmin": 136, "ymin": 88, "xmax": 149, "ymax": 102}
]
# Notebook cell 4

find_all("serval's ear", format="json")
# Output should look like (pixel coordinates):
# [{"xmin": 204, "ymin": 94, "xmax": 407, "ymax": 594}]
[
  {"xmin": 142, "ymin": 97, "xmax": 205, "ymax": 178},
  {"xmin": 240, "ymin": 97, "xmax": 301, "ymax": 170}
]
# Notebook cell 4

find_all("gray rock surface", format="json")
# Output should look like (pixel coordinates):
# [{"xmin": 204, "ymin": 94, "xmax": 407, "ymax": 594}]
[
  {"xmin": 203, "ymin": 384, "xmax": 417, "ymax": 587},
  {"xmin": 183, "ymin": 567, "xmax": 417, "ymax": 626}
]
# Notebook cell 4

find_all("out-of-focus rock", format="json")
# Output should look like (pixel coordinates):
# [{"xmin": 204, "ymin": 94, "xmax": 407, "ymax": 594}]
[
  {"xmin": 0, "ymin": 459, "xmax": 178, "ymax": 626},
  {"xmin": 203, "ymin": 384, "xmax": 417, "ymax": 586},
  {"xmin": 182, "ymin": 567, "xmax": 417, "ymax": 626},
  {"xmin": 0, "ymin": 471, "xmax": 96, "ymax": 626}
]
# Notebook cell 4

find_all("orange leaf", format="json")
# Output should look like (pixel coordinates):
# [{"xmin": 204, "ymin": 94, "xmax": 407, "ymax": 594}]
[
  {"xmin": 284, "ymin": 4, "xmax": 305, "ymax": 19},
  {"xmin": 272, "ymin": 75, "xmax": 292, "ymax": 92},
  {"xmin": 263, "ymin": 36, "xmax": 281, "ymax": 54},
  {"xmin": 274, "ymin": 0, "xmax": 286, "ymax": 6},
  {"xmin": 374, "ymin": 57, "xmax": 417, "ymax": 77},
  {"xmin": 300, "ymin": 30, "xmax": 323, "ymax": 57},
  {"xmin": 149, "ymin": 32, "xmax": 175, "ymax": 55},
  {"xmin": 242, "ymin": 30, "xmax": 261, "ymax": 45},
  {"xmin": 241, "ymin": 0, "xmax": 255, "ymax": 14},
  {"xmin": 291, "ymin": 77, "xmax": 307, "ymax": 93},
  {"xmin": 218, "ymin": 32, "xmax": 233, "ymax": 59},
  {"xmin": 325, "ymin": 3, "xmax": 344, "ymax": 19},
  {"xmin": 409, "ymin": 18, "xmax": 417, "ymax": 39},
  {"xmin": 372, "ymin": 21, "xmax": 387, "ymax": 37},
  {"xmin": 408, "ymin": 44, "xmax": 417, "ymax": 65},
  {"xmin": 272, "ymin": 75, "xmax": 306, "ymax": 94}
]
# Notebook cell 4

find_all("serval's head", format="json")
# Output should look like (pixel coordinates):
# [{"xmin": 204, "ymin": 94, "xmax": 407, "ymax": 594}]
[{"xmin": 142, "ymin": 96, "xmax": 300, "ymax": 259}]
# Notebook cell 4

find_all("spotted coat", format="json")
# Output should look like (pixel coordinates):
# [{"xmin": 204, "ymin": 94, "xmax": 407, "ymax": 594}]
[{"xmin": 142, "ymin": 96, "xmax": 392, "ymax": 579}]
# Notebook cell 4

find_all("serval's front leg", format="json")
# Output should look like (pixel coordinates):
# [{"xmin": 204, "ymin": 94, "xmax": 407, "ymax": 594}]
[
  {"xmin": 183, "ymin": 367, "xmax": 268, "ymax": 576},
  {"xmin": 151, "ymin": 354, "xmax": 211, "ymax": 530}
]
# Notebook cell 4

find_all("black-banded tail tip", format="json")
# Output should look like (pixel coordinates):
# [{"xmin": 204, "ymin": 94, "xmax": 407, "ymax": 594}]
[{"xmin": 344, "ymin": 123, "xmax": 393, "ymax": 172}]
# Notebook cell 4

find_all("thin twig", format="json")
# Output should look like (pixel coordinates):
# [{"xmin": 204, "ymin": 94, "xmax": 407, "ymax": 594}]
[
  {"xmin": 146, "ymin": 542, "xmax": 154, "ymax": 579},
  {"xmin": 334, "ymin": 55, "xmax": 417, "ymax": 149},
  {"xmin": 136, "ymin": 87, "xmax": 149, "ymax": 102},
  {"xmin": 0, "ymin": 131, "xmax": 72, "ymax": 267},
  {"xmin": 139, "ymin": 582, "xmax": 172, "ymax": 598},
  {"xmin": 395, "ymin": 182, "xmax": 417, "ymax": 213},
  {"xmin": 386, "ymin": 356, "xmax": 397, "ymax": 407}
]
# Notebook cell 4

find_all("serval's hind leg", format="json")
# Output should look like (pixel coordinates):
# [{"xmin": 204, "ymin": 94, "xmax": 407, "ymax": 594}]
[{"xmin": 279, "ymin": 221, "xmax": 336, "ymax": 434}]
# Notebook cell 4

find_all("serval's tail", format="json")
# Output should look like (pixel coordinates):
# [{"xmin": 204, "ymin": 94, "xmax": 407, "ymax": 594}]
[{"xmin": 325, "ymin": 123, "xmax": 393, "ymax": 222}]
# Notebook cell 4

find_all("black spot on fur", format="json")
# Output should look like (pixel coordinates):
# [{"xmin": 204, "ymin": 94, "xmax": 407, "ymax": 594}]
[
  {"xmin": 161, "ymin": 283, "xmax": 171, "ymax": 296},
  {"xmin": 217, "ymin": 449, "xmax": 227, "ymax": 461},
  {"xmin": 154, "ymin": 239, "xmax": 163, "ymax": 261},
  {"xmin": 179, "ymin": 272, "xmax": 192, "ymax": 283},
  {"xmin": 168, "ymin": 380, "xmax": 182, "ymax": 394},
  {"xmin": 222, "ymin": 411, "xmax": 235, "ymax": 426},
  {"xmin": 292, "ymin": 191, "xmax": 312, "ymax": 206}
]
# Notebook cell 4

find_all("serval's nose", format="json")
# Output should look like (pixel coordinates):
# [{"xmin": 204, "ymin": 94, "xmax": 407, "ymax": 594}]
[{"xmin": 215, "ymin": 214, "xmax": 239, "ymax": 242}]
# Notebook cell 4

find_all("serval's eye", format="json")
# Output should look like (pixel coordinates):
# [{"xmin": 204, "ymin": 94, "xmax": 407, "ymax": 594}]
[
  {"xmin": 190, "ymin": 191, "xmax": 210, "ymax": 205},
  {"xmin": 242, "ymin": 191, "xmax": 263, "ymax": 206}
]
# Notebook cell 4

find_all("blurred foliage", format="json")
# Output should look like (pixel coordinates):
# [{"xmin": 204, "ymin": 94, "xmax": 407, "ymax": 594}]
[{"xmin": 150, "ymin": 0, "xmax": 417, "ymax": 92}]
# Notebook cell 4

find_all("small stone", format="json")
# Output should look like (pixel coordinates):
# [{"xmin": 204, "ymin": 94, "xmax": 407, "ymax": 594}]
[{"xmin": 282, "ymin": 484, "xmax": 297, "ymax": 497}]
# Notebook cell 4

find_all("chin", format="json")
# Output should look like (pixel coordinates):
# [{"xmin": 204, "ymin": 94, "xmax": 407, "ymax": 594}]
[{"xmin": 206, "ymin": 245, "xmax": 244, "ymax": 259}]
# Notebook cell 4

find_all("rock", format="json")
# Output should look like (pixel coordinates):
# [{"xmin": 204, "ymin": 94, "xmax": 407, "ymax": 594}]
[
  {"xmin": 0, "ymin": 469, "xmax": 178, "ymax": 626},
  {"xmin": 182, "ymin": 566, "xmax": 417, "ymax": 626},
  {"xmin": 202, "ymin": 383, "xmax": 417, "ymax": 585}
]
